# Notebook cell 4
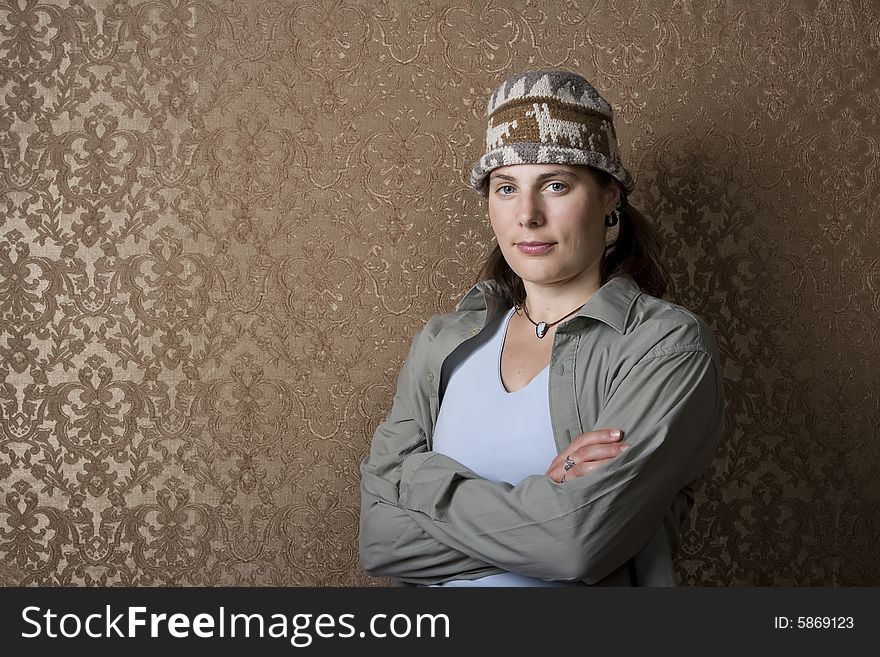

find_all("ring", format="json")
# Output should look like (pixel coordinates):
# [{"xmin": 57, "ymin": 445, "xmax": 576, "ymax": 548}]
[{"xmin": 563, "ymin": 456, "xmax": 576, "ymax": 471}]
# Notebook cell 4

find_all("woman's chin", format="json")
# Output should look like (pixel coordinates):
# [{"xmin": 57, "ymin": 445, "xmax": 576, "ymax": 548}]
[
  {"xmin": 513, "ymin": 267, "xmax": 602, "ymax": 291},
  {"xmin": 513, "ymin": 271, "xmax": 565, "ymax": 286}
]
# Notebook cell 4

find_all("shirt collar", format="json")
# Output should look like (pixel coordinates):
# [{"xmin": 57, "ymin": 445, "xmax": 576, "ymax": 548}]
[
  {"xmin": 455, "ymin": 275, "xmax": 641, "ymax": 335},
  {"xmin": 455, "ymin": 279, "xmax": 504, "ymax": 312},
  {"xmin": 575, "ymin": 275, "xmax": 642, "ymax": 334}
]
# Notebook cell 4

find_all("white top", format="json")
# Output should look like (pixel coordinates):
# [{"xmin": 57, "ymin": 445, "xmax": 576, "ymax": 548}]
[{"xmin": 430, "ymin": 306, "xmax": 584, "ymax": 587}]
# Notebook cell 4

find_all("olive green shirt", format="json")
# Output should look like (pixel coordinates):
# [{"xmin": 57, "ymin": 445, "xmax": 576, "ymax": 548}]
[{"xmin": 359, "ymin": 274, "xmax": 725, "ymax": 586}]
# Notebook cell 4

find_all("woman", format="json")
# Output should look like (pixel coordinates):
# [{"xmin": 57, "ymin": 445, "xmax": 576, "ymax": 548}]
[{"xmin": 359, "ymin": 70, "xmax": 725, "ymax": 586}]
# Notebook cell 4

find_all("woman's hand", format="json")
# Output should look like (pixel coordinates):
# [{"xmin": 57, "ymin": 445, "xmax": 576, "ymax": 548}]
[{"xmin": 545, "ymin": 428, "xmax": 630, "ymax": 483}]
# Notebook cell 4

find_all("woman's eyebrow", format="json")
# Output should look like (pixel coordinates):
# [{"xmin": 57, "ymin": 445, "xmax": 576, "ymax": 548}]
[
  {"xmin": 536, "ymin": 170, "xmax": 576, "ymax": 180},
  {"xmin": 489, "ymin": 170, "xmax": 577, "ymax": 183}
]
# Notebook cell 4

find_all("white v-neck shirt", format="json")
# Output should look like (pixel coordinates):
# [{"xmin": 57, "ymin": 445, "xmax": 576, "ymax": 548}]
[
  {"xmin": 432, "ymin": 306, "xmax": 556, "ymax": 485},
  {"xmin": 430, "ymin": 307, "xmax": 583, "ymax": 587}
]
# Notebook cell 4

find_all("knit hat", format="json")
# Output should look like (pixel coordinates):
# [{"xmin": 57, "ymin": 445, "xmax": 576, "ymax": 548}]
[{"xmin": 468, "ymin": 70, "xmax": 633, "ymax": 195}]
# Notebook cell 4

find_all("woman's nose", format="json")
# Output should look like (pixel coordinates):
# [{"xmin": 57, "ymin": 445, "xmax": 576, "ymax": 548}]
[{"xmin": 518, "ymin": 191, "xmax": 544, "ymax": 226}]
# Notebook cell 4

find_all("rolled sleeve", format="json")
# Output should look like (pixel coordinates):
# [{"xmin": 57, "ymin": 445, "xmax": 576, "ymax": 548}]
[{"xmin": 397, "ymin": 349, "xmax": 725, "ymax": 583}]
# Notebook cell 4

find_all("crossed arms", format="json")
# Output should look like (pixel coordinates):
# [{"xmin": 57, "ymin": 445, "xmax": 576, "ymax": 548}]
[{"xmin": 359, "ymin": 327, "xmax": 724, "ymax": 585}]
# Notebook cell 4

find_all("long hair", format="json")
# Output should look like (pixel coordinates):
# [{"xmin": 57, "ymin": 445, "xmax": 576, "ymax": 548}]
[{"xmin": 475, "ymin": 167, "xmax": 669, "ymax": 305}]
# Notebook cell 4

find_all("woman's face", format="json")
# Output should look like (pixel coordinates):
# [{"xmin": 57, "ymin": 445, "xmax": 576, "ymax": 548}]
[{"xmin": 487, "ymin": 163, "xmax": 619, "ymax": 293}]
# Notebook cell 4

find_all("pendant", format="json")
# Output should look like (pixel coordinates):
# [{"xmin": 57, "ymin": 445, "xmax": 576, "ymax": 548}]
[{"xmin": 535, "ymin": 321, "xmax": 548, "ymax": 339}]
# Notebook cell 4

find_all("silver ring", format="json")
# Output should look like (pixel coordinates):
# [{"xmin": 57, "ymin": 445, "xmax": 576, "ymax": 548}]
[{"xmin": 563, "ymin": 456, "xmax": 576, "ymax": 471}]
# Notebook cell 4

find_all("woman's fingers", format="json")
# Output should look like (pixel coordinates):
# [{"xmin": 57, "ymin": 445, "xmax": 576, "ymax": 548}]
[
  {"xmin": 571, "ymin": 441, "xmax": 629, "ymax": 463},
  {"xmin": 559, "ymin": 457, "xmax": 617, "ymax": 482},
  {"xmin": 550, "ymin": 443, "xmax": 629, "ymax": 482},
  {"xmin": 545, "ymin": 428, "xmax": 625, "ymax": 476}
]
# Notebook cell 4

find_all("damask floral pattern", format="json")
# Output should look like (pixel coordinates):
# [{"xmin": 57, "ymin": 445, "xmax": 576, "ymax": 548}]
[{"xmin": 1, "ymin": 0, "xmax": 878, "ymax": 586}]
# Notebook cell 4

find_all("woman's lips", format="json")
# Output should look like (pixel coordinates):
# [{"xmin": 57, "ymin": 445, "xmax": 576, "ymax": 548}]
[{"xmin": 516, "ymin": 242, "xmax": 555, "ymax": 255}]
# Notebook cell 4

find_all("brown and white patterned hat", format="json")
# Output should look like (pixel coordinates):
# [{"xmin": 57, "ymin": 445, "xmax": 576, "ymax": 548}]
[{"xmin": 468, "ymin": 70, "xmax": 634, "ymax": 195}]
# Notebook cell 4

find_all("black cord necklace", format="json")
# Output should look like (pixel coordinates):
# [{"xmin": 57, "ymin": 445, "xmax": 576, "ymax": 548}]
[{"xmin": 515, "ymin": 303, "xmax": 584, "ymax": 339}]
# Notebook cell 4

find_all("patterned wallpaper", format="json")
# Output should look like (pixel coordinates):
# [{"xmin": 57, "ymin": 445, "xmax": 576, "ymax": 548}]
[{"xmin": 1, "ymin": 0, "xmax": 878, "ymax": 586}]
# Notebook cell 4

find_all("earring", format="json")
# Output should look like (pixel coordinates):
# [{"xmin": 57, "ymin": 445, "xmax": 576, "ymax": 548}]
[{"xmin": 605, "ymin": 208, "xmax": 620, "ymax": 227}]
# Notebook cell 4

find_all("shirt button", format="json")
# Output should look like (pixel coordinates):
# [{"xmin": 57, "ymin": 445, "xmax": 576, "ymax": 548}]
[
  {"xmin": 426, "ymin": 371, "xmax": 434, "ymax": 381},
  {"xmin": 470, "ymin": 328, "xmax": 479, "ymax": 335},
  {"xmin": 558, "ymin": 363, "xmax": 565, "ymax": 375}
]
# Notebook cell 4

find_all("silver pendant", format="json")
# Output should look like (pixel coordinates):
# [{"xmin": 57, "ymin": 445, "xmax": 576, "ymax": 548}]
[{"xmin": 536, "ymin": 321, "xmax": 548, "ymax": 339}]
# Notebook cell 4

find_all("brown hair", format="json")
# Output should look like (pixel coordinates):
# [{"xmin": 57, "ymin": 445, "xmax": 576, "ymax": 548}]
[{"xmin": 476, "ymin": 167, "xmax": 669, "ymax": 304}]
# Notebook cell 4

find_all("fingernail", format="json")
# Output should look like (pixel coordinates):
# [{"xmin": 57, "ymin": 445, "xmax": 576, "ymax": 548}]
[
  {"xmin": 619, "ymin": 443, "xmax": 630, "ymax": 450},
  {"xmin": 610, "ymin": 429, "xmax": 621, "ymax": 438}
]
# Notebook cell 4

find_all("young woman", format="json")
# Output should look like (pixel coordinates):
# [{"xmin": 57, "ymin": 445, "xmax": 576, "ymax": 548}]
[{"xmin": 359, "ymin": 70, "xmax": 725, "ymax": 586}]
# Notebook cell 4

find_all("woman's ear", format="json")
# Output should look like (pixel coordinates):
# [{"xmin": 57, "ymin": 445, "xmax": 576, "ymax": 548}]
[{"xmin": 604, "ymin": 183, "xmax": 621, "ymax": 214}]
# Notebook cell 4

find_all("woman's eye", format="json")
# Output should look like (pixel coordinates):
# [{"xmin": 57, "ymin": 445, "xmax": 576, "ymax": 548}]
[
  {"xmin": 547, "ymin": 182, "xmax": 567, "ymax": 192},
  {"xmin": 497, "ymin": 185, "xmax": 515, "ymax": 195}
]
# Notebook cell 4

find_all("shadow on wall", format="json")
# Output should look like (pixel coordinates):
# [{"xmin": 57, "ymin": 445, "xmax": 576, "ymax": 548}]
[{"xmin": 639, "ymin": 122, "xmax": 878, "ymax": 585}]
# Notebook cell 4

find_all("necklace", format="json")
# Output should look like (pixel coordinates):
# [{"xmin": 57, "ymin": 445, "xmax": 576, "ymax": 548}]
[{"xmin": 515, "ymin": 302, "xmax": 584, "ymax": 339}]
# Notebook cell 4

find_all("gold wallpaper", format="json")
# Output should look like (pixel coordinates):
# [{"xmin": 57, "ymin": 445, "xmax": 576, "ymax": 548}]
[{"xmin": 1, "ymin": 0, "xmax": 878, "ymax": 586}]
